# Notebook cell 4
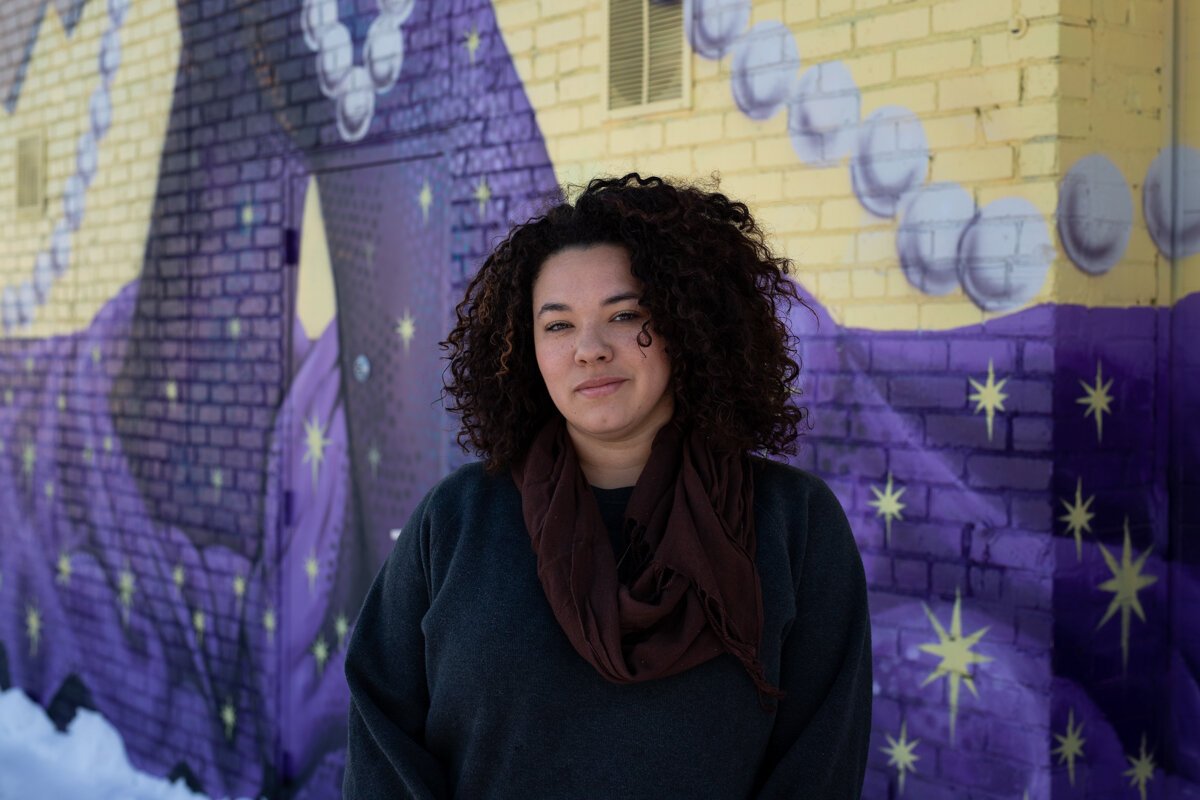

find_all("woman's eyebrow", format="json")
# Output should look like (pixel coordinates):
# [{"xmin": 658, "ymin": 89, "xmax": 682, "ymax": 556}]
[{"xmin": 536, "ymin": 292, "xmax": 641, "ymax": 317}]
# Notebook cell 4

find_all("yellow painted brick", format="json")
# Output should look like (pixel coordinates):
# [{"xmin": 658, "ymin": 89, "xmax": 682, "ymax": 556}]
[
  {"xmin": 783, "ymin": 0, "xmax": 819, "ymax": 25},
  {"xmin": 1019, "ymin": 141, "xmax": 1059, "ymax": 176},
  {"xmin": 819, "ymin": 0, "xmax": 853, "ymax": 18},
  {"xmin": 784, "ymin": 232, "xmax": 853, "ymax": 264},
  {"xmin": 856, "ymin": 7, "xmax": 930, "ymax": 48},
  {"xmin": 583, "ymin": 9, "xmax": 603, "ymax": 36},
  {"xmin": 558, "ymin": 72, "xmax": 598, "ymax": 103},
  {"xmin": 821, "ymin": 197, "xmax": 872, "ymax": 230},
  {"xmin": 504, "ymin": 28, "xmax": 534, "ymax": 57},
  {"xmin": 931, "ymin": 146, "xmax": 1013, "ymax": 182},
  {"xmin": 862, "ymin": 81, "xmax": 937, "ymax": 114},
  {"xmin": 783, "ymin": 166, "xmax": 853, "ymax": 200},
  {"xmin": 665, "ymin": 114, "xmax": 726, "ymax": 147},
  {"xmin": 981, "ymin": 24, "xmax": 1065, "ymax": 67},
  {"xmin": 554, "ymin": 130, "xmax": 606, "ymax": 159},
  {"xmin": 635, "ymin": 149, "xmax": 696, "ymax": 179},
  {"xmin": 857, "ymin": 0, "xmax": 889, "ymax": 9},
  {"xmin": 1022, "ymin": 63, "xmax": 1060, "ymax": 100},
  {"xmin": 851, "ymin": 268, "xmax": 888, "ymax": 297},
  {"xmin": 533, "ymin": 52, "xmax": 557, "ymax": 80},
  {"xmin": 795, "ymin": 23, "xmax": 853, "ymax": 58},
  {"xmin": 558, "ymin": 45, "xmax": 583, "ymax": 73},
  {"xmin": 1127, "ymin": 0, "xmax": 1165, "ymax": 34},
  {"xmin": 540, "ymin": 0, "xmax": 588, "ymax": 15},
  {"xmin": 535, "ymin": 16, "xmax": 583, "ymax": 49},
  {"xmin": 856, "ymin": 229, "xmax": 899, "ymax": 263},
  {"xmin": 938, "ymin": 70, "xmax": 1021, "ymax": 110},
  {"xmin": 499, "ymin": 0, "xmax": 540, "ymax": 27},
  {"xmin": 1093, "ymin": 28, "xmax": 1167, "ymax": 70},
  {"xmin": 723, "ymin": 108, "xmax": 777, "ymax": 142},
  {"xmin": 918, "ymin": 301, "xmax": 986, "ymax": 330},
  {"xmin": 542, "ymin": 106, "xmax": 583, "ymax": 137},
  {"xmin": 760, "ymin": 202, "xmax": 821, "ymax": 233},
  {"xmin": 755, "ymin": 135, "xmax": 802, "ymax": 169},
  {"xmin": 581, "ymin": 40, "xmax": 603, "ymax": 65},
  {"xmin": 693, "ymin": 140, "xmax": 755, "ymax": 167},
  {"xmin": 815, "ymin": 270, "xmax": 851, "ymax": 298},
  {"xmin": 923, "ymin": 113, "xmax": 979, "ymax": 147},
  {"xmin": 895, "ymin": 39, "xmax": 975, "ymax": 78},
  {"xmin": 976, "ymin": 180, "xmax": 1059, "ymax": 216},
  {"xmin": 932, "ymin": 0, "xmax": 1011, "ymax": 33},
  {"xmin": 525, "ymin": 80, "xmax": 558, "ymax": 110},
  {"xmin": 715, "ymin": 171, "xmax": 784, "ymax": 208},
  {"xmin": 981, "ymin": 103, "xmax": 1059, "ymax": 141},
  {"xmin": 694, "ymin": 79, "xmax": 734, "ymax": 111},
  {"xmin": 842, "ymin": 51, "xmax": 894, "ymax": 88},
  {"xmin": 609, "ymin": 123, "xmax": 664, "ymax": 154},
  {"xmin": 843, "ymin": 302, "xmax": 919, "ymax": 328}
]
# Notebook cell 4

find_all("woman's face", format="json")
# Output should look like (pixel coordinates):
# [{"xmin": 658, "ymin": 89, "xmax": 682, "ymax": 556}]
[{"xmin": 531, "ymin": 244, "xmax": 674, "ymax": 450}]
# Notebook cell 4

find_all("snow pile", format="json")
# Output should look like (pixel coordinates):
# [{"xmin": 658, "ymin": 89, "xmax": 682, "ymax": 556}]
[{"xmin": 0, "ymin": 688, "xmax": 248, "ymax": 800}]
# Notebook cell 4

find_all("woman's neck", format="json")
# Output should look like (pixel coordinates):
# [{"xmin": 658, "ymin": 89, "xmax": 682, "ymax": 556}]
[{"xmin": 568, "ymin": 424, "xmax": 661, "ymax": 489}]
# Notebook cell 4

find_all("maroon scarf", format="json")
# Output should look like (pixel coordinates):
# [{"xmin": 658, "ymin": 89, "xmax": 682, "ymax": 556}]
[{"xmin": 513, "ymin": 417, "xmax": 784, "ymax": 706}]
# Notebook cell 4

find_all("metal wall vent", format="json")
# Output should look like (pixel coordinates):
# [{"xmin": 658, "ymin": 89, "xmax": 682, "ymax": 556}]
[
  {"xmin": 16, "ymin": 133, "xmax": 45, "ymax": 214},
  {"xmin": 607, "ymin": 0, "xmax": 685, "ymax": 112}
]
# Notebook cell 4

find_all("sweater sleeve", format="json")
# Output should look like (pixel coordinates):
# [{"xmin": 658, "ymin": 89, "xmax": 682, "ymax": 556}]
[
  {"xmin": 343, "ymin": 494, "xmax": 449, "ymax": 800},
  {"xmin": 753, "ymin": 479, "xmax": 873, "ymax": 800}
]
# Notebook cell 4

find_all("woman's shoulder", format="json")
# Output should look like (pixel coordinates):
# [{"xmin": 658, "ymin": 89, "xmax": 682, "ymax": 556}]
[{"xmin": 750, "ymin": 455, "xmax": 846, "ymax": 521}]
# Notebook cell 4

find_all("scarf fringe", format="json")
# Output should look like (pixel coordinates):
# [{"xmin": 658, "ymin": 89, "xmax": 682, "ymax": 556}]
[{"xmin": 696, "ymin": 587, "xmax": 786, "ymax": 711}]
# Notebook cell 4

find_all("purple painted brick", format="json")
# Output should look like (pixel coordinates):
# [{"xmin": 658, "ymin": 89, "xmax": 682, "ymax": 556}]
[
  {"xmin": 893, "ymin": 558, "xmax": 929, "ymax": 592},
  {"xmin": 861, "ymin": 552, "xmax": 892, "ymax": 589},
  {"xmin": 925, "ymin": 413, "xmax": 1007, "ymax": 450},
  {"xmin": 1022, "ymin": 340, "xmax": 1055, "ymax": 373},
  {"xmin": 871, "ymin": 339, "xmax": 948, "ymax": 372},
  {"xmin": 984, "ymin": 302, "xmax": 1055, "ymax": 336},
  {"xmin": 849, "ymin": 410, "xmax": 924, "ymax": 446},
  {"xmin": 1006, "ymin": 378, "xmax": 1054, "ymax": 414},
  {"xmin": 816, "ymin": 373, "xmax": 886, "ymax": 406},
  {"xmin": 799, "ymin": 338, "xmax": 869, "ymax": 372},
  {"xmin": 929, "ymin": 486, "xmax": 1007, "ymax": 527},
  {"xmin": 967, "ymin": 566, "xmax": 1003, "ymax": 601},
  {"xmin": 949, "ymin": 339, "xmax": 1017, "ymax": 372},
  {"xmin": 889, "ymin": 521, "xmax": 963, "ymax": 560},
  {"xmin": 931, "ymin": 562, "xmax": 968, "ymax": 594},
  {"xmin": 1015, "ymin": 609, "xmax": 1054, "ymax": 650},
  {"xmin": 938, "ymin": 747, "xmax": 1029, "ymax": 794},
  {"xmin": 1013, "ymin": 416, "xmax": 1053, "ymax": 451},
  {"xmin": 969, "ymin": 528, "xmax": 1054, "ymax": 571},
  {"xmin": 888, "ymin": 376, "xmax": 966, "ymax": 409},
  {"xmin": 890, "ymin": 448, "xmax": 964, "ymax": 483},
  {"xmin": 816, "ymin": 443, "xmax": 885, "ymax": 478},
  {"xmin": 1011, "ymin": 494, "xmax": 1053, "ymax": 532},
  {"xmin": 808, "ymin": 407, "xmax": 849, "ymax": 437},
  {"xmin": 870, "ymin": 622, "xmax": 899, "ymax": 660},
  {"xmin": 967, "ymin": 455, "xmax": 1053, "ymax": 490}
]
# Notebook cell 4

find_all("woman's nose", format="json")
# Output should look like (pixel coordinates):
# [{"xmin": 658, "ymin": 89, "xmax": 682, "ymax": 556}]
[{"xmin": 575, "ymin": 323, "xmax": 612, "ymax": 363}]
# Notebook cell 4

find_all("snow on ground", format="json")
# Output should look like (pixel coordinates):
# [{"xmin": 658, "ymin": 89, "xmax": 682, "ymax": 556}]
[{"xmin": 0, "ymin": 688, "xmax": 251, "ymax": 800}]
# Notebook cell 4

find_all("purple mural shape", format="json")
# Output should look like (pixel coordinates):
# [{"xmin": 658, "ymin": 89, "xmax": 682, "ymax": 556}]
[
  {"xmin": 1144, "ymin": 145, "xmax": 1200, "ymax": 259},
  {"xmin": 786, "ymin": 61, "xmax": 861, "ymax": 168},
  {"xmin": 1057, "ymin": 154, "xmax": 1133, "ymax": 276},
  {"xmin": 683, "ymin": 0, "xmax": 750, "ymax": 60},
  {"xmin": 896, "ymin": 182, "xmax": 977, "ymax": 296},
  {"xmin": 959, "ymin": 197, "xmax": 1054, "ymax": 312},
  {"xmin": 729, "ymin": 20, "xmax": 800, "ymax": 121},
  {"xmin": 850, "ymin": 105, "xmax": 929, "ymax": 218}
]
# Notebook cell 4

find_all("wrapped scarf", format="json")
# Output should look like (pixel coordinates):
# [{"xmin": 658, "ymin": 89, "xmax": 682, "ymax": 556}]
[{"xmin": 512, "ymin": 417, "xmax": 785, "ymax": 706}]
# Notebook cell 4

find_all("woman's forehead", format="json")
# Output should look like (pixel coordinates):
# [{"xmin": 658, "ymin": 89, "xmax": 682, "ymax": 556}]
[{"xmin": 533, "ymin": 245, "xmax": 640, "ymax": 298}]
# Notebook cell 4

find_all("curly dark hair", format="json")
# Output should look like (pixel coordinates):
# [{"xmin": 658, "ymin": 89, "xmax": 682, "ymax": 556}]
[{"xmin": 442, "ymin": 173, "xmax": 810, "ymax": 472}]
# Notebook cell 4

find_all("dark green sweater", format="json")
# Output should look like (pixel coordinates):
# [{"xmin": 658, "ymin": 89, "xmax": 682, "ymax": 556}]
[{"xmin": 343, "ymin": 459, "xmax": 871, "ymax": 799}]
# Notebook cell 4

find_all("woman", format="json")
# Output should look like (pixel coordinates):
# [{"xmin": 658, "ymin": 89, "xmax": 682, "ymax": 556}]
[{"xmin": 343, "ymin": 174, "xmax": 871, "ymax": 799}]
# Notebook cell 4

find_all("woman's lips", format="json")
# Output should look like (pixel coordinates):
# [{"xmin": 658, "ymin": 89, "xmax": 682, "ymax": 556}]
[{"xmin": 575, "ymin": 378, "xmax": 626, "ymax": 398}]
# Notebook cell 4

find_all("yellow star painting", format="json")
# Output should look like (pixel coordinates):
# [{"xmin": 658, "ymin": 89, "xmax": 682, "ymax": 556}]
[
  {"xmin": 26, "ymin": 603, "xmax": 42, "ymax": 657},
  {"xmin": 312, "ymin": 634, "xmax": 330, "ymax": 676},
  {"xmin": 193, "ymin": 609, "xmax": 207, "ymax": 648},
  {"xmin": 1124, "ymin": 734, "xmax": 1156, "ymax": 800},
  {"xmin": 118, "ymin": 566, "xmax": 136, "ymax": 626},
  {"xmin": 418, "ymin": 180, "xmax": 433, "ymax": 222},
  {"xmin": 395, "ymin": 309, "xmax": 416, "ymax": 353},
  {"xmin": 305, "ymin": 551, "xmax": 320, "ymax": 595},
  {"xmin": 368, "ymin": 443, "xmax": 382, "ymax": 479},
  {"xmin": 1059, "ymin": 478, "xmax": 1096, "ymax": 561},
  {"xmin": 868, "ymin": 472, "xmax": 906, "ymax": 547},
  {"xmin": 1077, "ymin": 361, "xmax": 1114, "ymax": 442},
  {"xmin": 173, "ymin": 563, "xmax": 186, "ymax": 589},
  {"xmin": 220, "ymin": 699, "xmax": 237, "ymax": 741},
  {"xmin": 918, "ymin": 588, "xmax": 993, "ymax": 742},
  {"xmin": 968, "ymin": 359, "xmax": 1008, "ymax": 441},
  {"xmin": 302, "ymin": 414, "xmax": 332, "ymax": 488},
  {"xmin": 56, "ymin": 551, "xmax": 72, "ymax": 586},
  {"xmin": 263, "ymin": 607, "xmax": 277, "ymax": 642},
  {"xmin": 880, "ymin": 720, "xmax": 920, "ymax": 795},
  {"xmin": 335, "ymin": 612, "xmax": 349, "ymax": 650},
  {"xmin": 464, "ymin": 26, "xmax": 481, "ymax": 64},
  {"xmin": 1052, "ymin": 708, "xmax": 1086, "ymax": 786},
  {"xmin": 1096, "ymin": 518, "xmax": 1158, "ymax": 672},
  {"xmin": 474, "ymin": 176, "xmax": 492, "ymax": 216}
]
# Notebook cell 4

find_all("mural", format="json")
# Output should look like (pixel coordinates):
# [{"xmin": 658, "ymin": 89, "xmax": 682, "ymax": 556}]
[{"xmin": 0, "ymin": 0, "xmax": 1195, "ymax": 798}]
